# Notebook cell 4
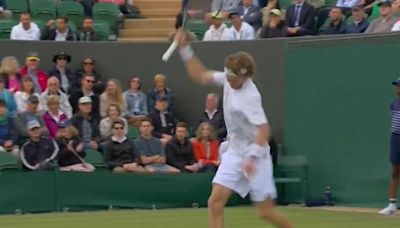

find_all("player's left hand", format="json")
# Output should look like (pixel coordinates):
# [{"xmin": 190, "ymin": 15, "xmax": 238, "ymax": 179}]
[{"xmin": 243, "ymin": 157, "xmax": 256, "ymax": 180}]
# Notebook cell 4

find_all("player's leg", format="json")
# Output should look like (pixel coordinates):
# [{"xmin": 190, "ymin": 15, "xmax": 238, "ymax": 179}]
[
  {"xmin": 255, "ymin": 199, "xmax": 293, "ymax": 228},
  {"xmin": 208, "ymin": 183, "xmax": 232, "ymax": 228},
  {"xmin": 380, "ymin": 164, "xmax": 400, "ymax": 215}
]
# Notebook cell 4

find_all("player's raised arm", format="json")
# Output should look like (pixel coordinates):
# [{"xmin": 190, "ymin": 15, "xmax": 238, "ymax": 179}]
[{"xmin": 175, "ymin": 29, "xmax": 215, "ymax": 85}]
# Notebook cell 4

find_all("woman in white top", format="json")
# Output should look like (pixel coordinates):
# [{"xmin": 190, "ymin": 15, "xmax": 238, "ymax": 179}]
[
  {"xmin": 14, "ymin": 77, "xmax": 39, "ymax": 113},
  {"xmin": 99, "ymin": 79, "xmax": 126, "ymax": 118},
  {"xmin": 99, "ymin": 104, "xmax": 128, "ymax": 140}
]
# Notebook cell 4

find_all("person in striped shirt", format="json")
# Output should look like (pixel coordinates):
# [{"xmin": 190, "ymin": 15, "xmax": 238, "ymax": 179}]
[{"xmin": 380, "ymin": 77, "xmax": 400, "ymax": 215}]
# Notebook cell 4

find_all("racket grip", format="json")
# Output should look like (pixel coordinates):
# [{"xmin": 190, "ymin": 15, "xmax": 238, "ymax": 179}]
[{"xmin": 162, "ymin": 41, "xmax": 178, "ymax": 62}]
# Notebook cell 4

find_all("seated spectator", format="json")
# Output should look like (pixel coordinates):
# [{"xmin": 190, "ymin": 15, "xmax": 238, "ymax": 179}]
[
  {"xmin": 69, "ymin": 74, "xmax": 100, "ymax": 119},
  {"xmin": 42, "ymin": 95, "xmax": 69, "ymax": 139},
  {"xmin": 0, "ymin": 56, "xmax": 22, "ymax": 93},
  {"xmin": 192, "ymin": 122, "xmax": 220, "ymax": 172},
  {"xmin": 123, "ymin": 76, "xmax": 148, "ymax": 123},
  {"xmin": 196, "ymin": 93, "xmax": 226, "ymax": 141},
  {"xmin": 100, "ymin": 79, "xmax": 126, "ymax": 118},
  {"xmin": 234, "ymin": 0, "xmax": 262, "ymax": 31},
  {"xmin": 70, "ymin": 96, "xmax": 101, "ymax": 150},
  {"xmin": 346, "ymin": 6, "xmax": 369, "ymax": 33},
  {"xmin": 147, "ymin": 74, "xmax": 174, "ymax": 113},
  {"xmin": 166, "ymin": 122, "xmax": 199, "ymax": 173},
  {"xmin": 134, "ymin": 118, "xmax": 179, "ymax": 173},
  {"xmin": 168, "ymin": 13, "xmax": 197, "ymax": 42},
  {"xmin": 0, "ymin": 99, "xmax": 19, "ymax": 156},
  {"xmin": 393, "ymin": 0, "xmax": 400, "ymax": 16},
  {"xmin": 203, "ymin": 12, "xmax": 231, "ymax": 41},
  {"xmin": 0, "ymin": 0, "xmax": 11, "ymax": 19},
  {"xmin": 14, "ymin": 95, "xmax": 48, "ymax": 146},
  {"xmin": 20, "ymin": 120, "xmax": 58, "ymax": 171},
  {"xmin": 148, "ymin": 96, "xmax": 177, "ymax": 144},
  {"xmin": 41, "ymin": 17, "xmax": 78, "ymax": 41},
  {"xmin": 104, "ymin": 119, "xmax": 145, "ymax": 173},
  {"xmin": 366, "ymin": 0, "xmax": 397, "ymax": 33},
  {"xmin": 10, "ymin": 12, "xmax": 40, "ymax": 41},
  {"xmin": 0, "ymin": 77, "xmax": 16, "ymax": 117},
  {"xmin": 20, "ymin": 52, "xmax": 48, "ymax": 93},
  {"xmin": 100, "ymin": 104, "xmax": 128, "ymax": 140},
  {"xmin": 14, "ymin": 77, "xmax": 40, "ymax": 113},
  {"xmin": 322, "ymin": 7, "xmax": 347, "ymax": 34},
  {"xmin": 210, "ymin": 0, "xmax": 241, "ymax": 19},
  {"xmin": 47, "ymin": 52, "xmax": 74, "ymax": 93},
  {"xmin": 74, "ymin": 56, "xmax": 102, "ymax": 91},
  {"xmin": 78, "ymin": 17, "xmax": 98, "ymax": 41},
  {"xmin": 227, "ymin": 11, "xmax": 256, "ymax": 40},
  {"xmin": 56, "ymin": 123, "xmax": 95, "ymax": 172},
  {"xmin": 39, "ymin": 77, "xmax": 72, "ymax": 118},
  {"xmin": 261, "ymin": 0, "xmax": 284, "ymax": 26},
  {"xmin": 259, "ymin": 9, "xmax": 288, "ymax": 38},
  {"xmin": 285, "ymin": 0, "xmax": 316, "ymax": 36}
]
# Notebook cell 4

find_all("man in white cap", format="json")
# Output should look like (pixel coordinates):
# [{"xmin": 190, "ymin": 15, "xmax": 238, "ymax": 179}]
[
  {"xmin": 20, "ymin": 120, "xmax": 59, "ymax": 171},
  {"xmin": 203, "ymin": 12, "xmax": 231, "ymax": 41}
]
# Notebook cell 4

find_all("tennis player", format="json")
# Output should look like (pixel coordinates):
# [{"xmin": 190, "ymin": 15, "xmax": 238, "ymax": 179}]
[{"xmin": 174, "ymin": 30, "xmax": 293, "ymax": 228}]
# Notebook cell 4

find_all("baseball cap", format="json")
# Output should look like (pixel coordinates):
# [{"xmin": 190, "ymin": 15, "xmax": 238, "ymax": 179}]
[
  {"xmin": 352, "ymin": 5, "xmax": 363, "ymax": 11},
  {"xmin": 270, "ymin": 9, "xmax": 282, "ymax": 16},
  {"xmin": 378, "ymin": 0, "xmax": 392, "ymax": 7},
  {"xmin": 27, "ymin": 95, "xmax": 39, "ymax": 104},
  {"xmin": 27, "ymin": 120, "xmax": 41, "ymax": 130},
  {"xmin": 392, "ymin": 77, "xmax": 400, "ymax": 85},
  {"xmin": 228, "ymin": 11, "xmax": 240, "ymax": 19},
  {"xmin": 156, "ymin": 95, "xmax": 168, "ymax": 102},
  {"xmin": 211, "ymin": 11, "xmax": 224, "ymax": 19},
  {"xmin": 79, "ymin": 96, "xmax": 92, "ymax": 104},
  {"xmin": 26, "ymin": 52, "xmax": 40, "ymax": 61}
]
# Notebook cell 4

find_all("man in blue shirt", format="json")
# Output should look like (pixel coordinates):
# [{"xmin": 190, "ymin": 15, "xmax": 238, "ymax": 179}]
[{"xmin": 346, "ymin": 6, "xmax": 369, "ymax": 34}]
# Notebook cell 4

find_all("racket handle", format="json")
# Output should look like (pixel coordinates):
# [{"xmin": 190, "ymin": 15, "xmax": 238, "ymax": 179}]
[{"xmin": 162, "ymin": 41, "xmax": 178, "ymax": 62}]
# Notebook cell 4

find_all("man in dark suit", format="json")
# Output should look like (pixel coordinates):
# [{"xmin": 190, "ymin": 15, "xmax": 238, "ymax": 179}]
[
  {"xmin": 234, "ymin": 0, "xmax": 262, "ymax": 31},
  {"xmin": 147, "ymin": 96, "xmax": 177, "ymax": 145},
  {"xmin": 196, "ymin": 93, "xmax": 226, "ymax": 141},
  {"xmin": 285, "ymin": 0, "xmax": 316, "ymax": 36}
]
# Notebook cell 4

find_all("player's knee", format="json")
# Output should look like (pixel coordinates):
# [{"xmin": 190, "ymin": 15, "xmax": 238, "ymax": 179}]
[{"xmin": 208, "ymin": 196, "xmax": 224, "ymax": 211}]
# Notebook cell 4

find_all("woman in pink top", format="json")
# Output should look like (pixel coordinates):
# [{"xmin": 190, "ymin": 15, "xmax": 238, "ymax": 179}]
[{"xmin": 0, "ymin": 56, "xmax": 22, "ymax": 93}]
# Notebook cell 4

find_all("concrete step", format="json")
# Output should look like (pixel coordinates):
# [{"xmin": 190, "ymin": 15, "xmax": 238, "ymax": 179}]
[
  {"xmin": 135, "ymin": 0, "xmax": 181, "ymax": 10},
  {"xmin": 118, "ymin": 37, "xmax": 168, "ymax": 43},
  {"xmin": 141, "ymin": 8, "xmax": 179, "ymax": 17},
  {"xmin": 124, "ymin": 18, "xmax": 175, "ymax": 29},
  {"xmin": 120, "ymin": 28, "xmax": 173, "ymax": 36}
]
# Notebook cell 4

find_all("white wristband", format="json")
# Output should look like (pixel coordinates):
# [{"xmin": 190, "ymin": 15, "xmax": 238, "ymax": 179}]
[{"xmin": 179, "ymin": 46, "xmax": 194, "ymax": 62}]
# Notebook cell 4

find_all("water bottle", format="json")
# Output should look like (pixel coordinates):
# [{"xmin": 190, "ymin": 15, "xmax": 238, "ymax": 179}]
[{"xmin": 324, "ymin": 186, "xmax": 333, "ymax": 206}]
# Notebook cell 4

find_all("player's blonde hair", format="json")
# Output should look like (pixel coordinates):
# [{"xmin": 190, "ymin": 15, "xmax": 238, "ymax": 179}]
[{"xmin": 224, "ymin": 52, "xmax": 256, "ymax": 78}]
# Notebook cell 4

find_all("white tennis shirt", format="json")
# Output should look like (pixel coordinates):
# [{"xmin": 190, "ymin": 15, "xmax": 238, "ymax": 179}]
[{"xmin": 213, "ymin": 71, "xmax": 268, "ymax": 157}]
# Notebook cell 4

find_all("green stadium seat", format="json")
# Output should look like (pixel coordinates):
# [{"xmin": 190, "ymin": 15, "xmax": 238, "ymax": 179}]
[
  {"xmin": 68, "ymin": 21, "xmax": 77, "ymax": 32},
  {"xmin": 84, "ymin": 150, "xmax": 107, "ymax": 171},
  {"xmin": 5, "ymin": 0, "xmax": 28, "ymax": 21},
  {"xmin": 33, "ymin": 20, "xmax": 46, "ymax": 30},
  {"xmin": 280, "ymin": 0, "xmax": 293, "ymax": 9},
  {"xmin": 93, "ymin": 22, "xmax": 110, "ymax": 41},
  {"xmin": 324, "ymin": 0, "xmax": 337, "ymax": 6},
  {"xmin": 0, "ymin": 20, "xmax": 18, "ymax": 40},
  {"xmin": 57, "ymin": 1, "xmax": 84, "ymax": 29},
  {"xmin": 128, "ymin": 126, "xmax": 140, "ymax": 140},
  {"xmin": 186, "ymin": 19, "xmax": 209, "ymax": 40},
  {"xmin": 29, "ymin": 0, "xmax": 57, "ymax": 23},
  {"xmin": 93, "ymin": 3, "xmax": 119, "ymax": 30},
  {"xmin": 0, "ymin": 152, "xmax": 21, "ymax": 173}
]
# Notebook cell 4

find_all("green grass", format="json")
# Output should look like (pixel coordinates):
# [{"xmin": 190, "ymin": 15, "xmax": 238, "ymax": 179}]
[{"xmin": 0, "ymin": 207, "xmax": 399, "ymax": 228}]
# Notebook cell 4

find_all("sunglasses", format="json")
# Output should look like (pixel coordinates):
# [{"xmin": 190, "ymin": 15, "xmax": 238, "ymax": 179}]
[
  {"xmin": 84, "ymin": 62, "xmax": 94, "ymax": 65},
  {"xmin": 114, "ymin": 127, "xmax": 123, "ymax": 130},
  {"xmin": 57, "ymin": 57, "xmax": 67, "ymax": 61},
  {"xmin": 86, "ymin": 79, "xmax": 95, "ymax": 83}
]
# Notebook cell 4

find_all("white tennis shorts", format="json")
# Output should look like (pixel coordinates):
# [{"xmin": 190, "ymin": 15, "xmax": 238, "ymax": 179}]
[{"xmin": 212, "ymin": 151, "xmax": 277, "ymax": 202}]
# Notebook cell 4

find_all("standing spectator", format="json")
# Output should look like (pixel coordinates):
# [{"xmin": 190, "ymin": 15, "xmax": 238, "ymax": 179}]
[
  {"xmin": 99, "ymin": 79, "xmax": 126, "ymax": 118},
  {"xmin": 10, "ymin": 13, "xmax": 40, "ymax": 41},
  {"xmin": 0, "ymin": 77, "xmax": 17, "ymax": 117},
  {"xmin": 234, "ymin": 0, "xmax": 262, "ymax": 31},
  {"xmin": 41, "ymin": 17, "xmax": 78, "ymax": 41},
  {"xmin": 69, "ymin": 74, "xmax": 100, "ymax": 119},
  {"xmin": 203, "ymin": 12, "xmax": 231, "ymax": 41},
  {"xmin": 78, "ymin": 17, "xmax": 98, "ymax": 41},
  {"xmin": 196, "ymin": 93, "xmax": 226, "ymax": 141},
  {"xmin": 346, "ymin": 6, "xmax": 369, "ymax": 33},
  {"xmin": 0, "ymin": 0, "xmax": 11, "ymax": 19},
  {"xmin": 20, "ymin": 52, "xmax": 48, "ymax": 93},
  {"xmin": 70, "ymin": 96, "xmax": 101, "ymax": 150},
  {"xmin": 56, "ymin": 123, "xmax": 95, "ymax": 172},
  {"xmin": 20, "ymin": 120, "xmax": 59, "ymax": 171},
  {"xmin": 259, "ymin": 9, "xmax": 288, "ymax": 38},
  {"xmin": 42, "ymin": 95, "xmax": 69, "ymax": 139},
  {"xmin": 100, "ymin": 104, "xmax": 128, "ymax": 140},
  {"xmin": 0, "ymin": 99, "xmax": 19, "ymax": 156},
  {"xmin": 192, "ymin": 122, "xmax": 220, "ymax": 172},
  {"xmin": 14, "ymin": 77, "xmax": 39, "ymax": 113},
  {"xmin": 322, "ymin": 7, "xmax": 347, "ymax": 34},
  {"xmin": 261, "ymin": 0, "xmax": 283, "ymax": 26},
  {"xmin": 104, "ymin": 119, "xmax": 145, "ymax": 173},
  {"xmin": 227, "ymin": 11, "xmax": 256, "ymax": 40},
  {"xmin": 134, "ymin": 118, "xmax": 179, "ymax": 173},
  {"xmin": 74, "ymin": 56, "xmax": 103, "ymax": 94},
  {"xmin": 285, "ymin": 0, "xmax": 316, "ymax": 36},
  {"xmin": 0, "ymin": 56, "xmax": 22, "ymax": 93},
  {"xmin": 14, "ymin": 95, "xmax": 48, "ymax": 146},
  {"xmin": 366, "ymin": 0, "xmax": 397, "ymax": 33},
  {"xmin": 48, "ymin": 52, "xmax": 74, "ymax": 94},
  {"xmin": 39, "ymin": 77, "xmax": 73, "ymax": 118},
  {"xmin": 147, "ymin": 74, "xmax": 174, "ymax": 113},
  {"xmin": 166, "ymin": 122, "xmax": 199, "ymax": 173},
  {"xmin": 123, "ymin": 76, "xmax": 148, "ymax": 123},
  {"xmin": 148, "ymin": 96, "xmax": 177, "ymax": 144}
]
